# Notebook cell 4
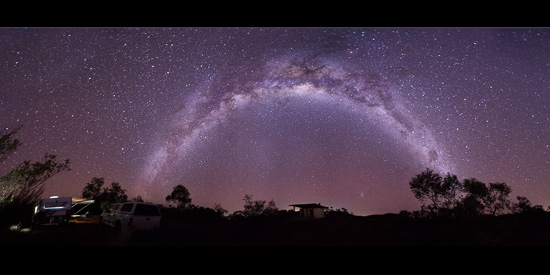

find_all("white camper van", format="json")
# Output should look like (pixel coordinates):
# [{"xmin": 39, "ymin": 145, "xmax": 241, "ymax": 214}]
[{"xmin": 33, "ymin": 196, "xmax": 94, "ymax": 225}]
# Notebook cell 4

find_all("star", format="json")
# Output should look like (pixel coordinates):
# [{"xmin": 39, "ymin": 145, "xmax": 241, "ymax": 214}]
[{"xmin": 1, "ymin": 27, "xmax": 548, "ymax": 215}]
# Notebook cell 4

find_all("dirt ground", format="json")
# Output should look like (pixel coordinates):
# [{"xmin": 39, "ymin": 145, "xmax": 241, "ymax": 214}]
[
  {"xmin": 2, "ymin": 214, "xmax": 398, "ymax": 246},
  {"xmin": 3, "ymin": 212, "xmax": 550, "ymax": 246},
  {"xmin": 2, "ymin": 216, "xmax": 128, "ymax": 246}
]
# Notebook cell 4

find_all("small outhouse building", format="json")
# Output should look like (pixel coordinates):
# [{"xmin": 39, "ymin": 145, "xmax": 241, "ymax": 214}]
[{"xmin": 289, "ymin": 203, "xmax": 329, "ymax": 219}]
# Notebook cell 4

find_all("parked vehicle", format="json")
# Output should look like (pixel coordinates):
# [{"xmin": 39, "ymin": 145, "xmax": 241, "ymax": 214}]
[
  {"xmin": 33, "ymin": 196, "xmax": 72, "ymax": 225},
  {"xmin": 33, "ymin": 196, "xmax": 95, "ymax": 225},
  {"xmin": 99, "ymin": 202, "xmax": 161, "ymax": 232}
]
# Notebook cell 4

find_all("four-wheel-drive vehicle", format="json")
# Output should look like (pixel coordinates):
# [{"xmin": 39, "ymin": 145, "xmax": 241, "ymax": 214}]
[{"xmin": 99, "ymin": 202, "xmax": 161, "ymax": 232}]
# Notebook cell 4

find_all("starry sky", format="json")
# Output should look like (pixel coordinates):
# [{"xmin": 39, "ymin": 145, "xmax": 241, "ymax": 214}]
[{"xmin": 1, "ymin": 27, "xmax": 549, "ymax": 215}]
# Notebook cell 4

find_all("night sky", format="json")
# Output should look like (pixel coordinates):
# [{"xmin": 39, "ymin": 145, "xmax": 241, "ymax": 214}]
[{"xmin": 1, "ymin": 27, "xmax": 549, "ymax": 215}]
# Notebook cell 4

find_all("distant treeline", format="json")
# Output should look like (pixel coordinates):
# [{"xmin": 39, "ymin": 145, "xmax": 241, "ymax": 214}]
[{"xmin": 404, "ymin": 168, "xmax": 545, "ymax": 219}]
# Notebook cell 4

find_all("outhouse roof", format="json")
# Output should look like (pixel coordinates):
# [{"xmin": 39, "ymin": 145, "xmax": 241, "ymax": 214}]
[{"xmin": 289, "ymin": 203, "xmax": 329, "ymax": 209}]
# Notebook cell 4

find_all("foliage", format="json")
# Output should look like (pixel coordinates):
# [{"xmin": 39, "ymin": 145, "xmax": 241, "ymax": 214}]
[
  {"xmin": 0, "ymin": 126, "xmax": 21, "ymax": 163},
  {"xmin": 409, "ymin": 168, "xmax": 462, "ymax": 215},
  {"xmin": 409, "ymin": 168, "xmax": 518, "ymax": 218},
  {"xmin": 81, "ymin": 177, "xmax": 128, "ymax": 212},
  {"xmin": 213, "ymin": 203, "xmax": 228, "ymax": 216},
  {"xmin": 512, "ymin": 196, "xmax": 545, "ymax": 215},
  {"xmin": 1, "ymin": 153, "xmax": 70, "ymax": 205},
  {"xmin": 161, "ymin": 185, "xmax": 229, "ymax": 224},
  {"xmin": 327, "ymin": 207, "xmax": 354, "ymax": 216},
  {"xmin": 102, "ymin": 182, "xmax": 128, "ymax": 209},
  {"xmin": 459, "ymin": 178, "xmax": 489, "ymax": 216},
  {"xmin": 241, "ymin": 194, "xmax": 278, "ymax": 218},
  {"xmin": 131, "ymin": 195, "xmax": 144, "ymax": 202},
  {"xmin": 486, "ymin": 182, "xmax": 512, "ymax": 215},
  {"xmin": 82, "ymin": 177, "xmax": 105, "ymax": 200},
  {"xmin": 440, "ymin": 173, "xmax": 462, "ymax": 209},
  {"xmin": 165, "ymin": 184, "xmax": 192, "ymax": 209},
  {"xmin": 0, "ymin": 126, "xmax": 70, "ymax": 228}
]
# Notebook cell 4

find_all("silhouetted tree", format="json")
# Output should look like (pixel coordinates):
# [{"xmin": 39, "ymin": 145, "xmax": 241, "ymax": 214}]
[
  {"xmin": 486, "ymin": 182, "xmax": 512, "ymax": 215},
  {"xmin": 213, "ymin": 203, "xmax": 228, "ymax": 216},
  {"xmin": 440, "ymin": 173, "xmax": 463, "ymax": 209},
  {"xmin": 131, "ymin": 195, "xmax": 144, "ymax": 202},
  {"xmin": 0, "ymin": 126, "xmax": 21, "ymax": 163},
  {"xmin": 409, "ymin": 168, "xmax": 442, "ymax": 213},
  {"xmin": 82, "ymin": 177, "xmax": 105, "ymax": 200},
  {"xmin": 0, "ymin": 126, "xmax": 71, "ymax": 228},
  {"xmin": 512, "ymin": 196, "xmax": 544, "ymax": 215},
  {"xmin": 242, "ymin": 194, "xmax": 278, "ymax": 217},
  {"xmin": 81, "ymin": 177, "xmax": 128, "ymax": 212},
  {"xmin": 460, "ymin": 178, "xmax": 489, "ymax": 216},
  {"xmin": 243, "ymin": 194, "xmax": 265, "ymax": 217},
  {"xmin": 101, "ymin": 182, "xmax": 128, "ymax": 210},
  {"xmin": 409, "ymin": 168, "xmax": 461, "ymax": 215},
  {"xmin": 409, "ymin": 169, "xmax": 514, "ymax": 218},
  {"xmin": 1, "ymin": 153, "xmax": 70, "ymax": 205},
  {"xmin": 263, "ymin": 199, "xmax": 278, "ymax": 216},
  {"xmin": 166, "ymin": 184, "xmax": 192, "ymax": 209},
  {"xmin": 457, "ymin": 179, "xmax": 513, "ymax": 216},
  {"xmin": 327, "ymin": 207, "xmax": 354, "ymax": 217}
]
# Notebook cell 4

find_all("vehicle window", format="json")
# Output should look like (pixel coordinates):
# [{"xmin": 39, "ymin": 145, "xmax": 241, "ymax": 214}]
[
  {"xmin": 120, "ymin": 203, "xmax": 134, "ymax": 212},
  {"xmin": 134, "ymin": 204, "xmax": 160, "ymax": 216},
  {"xmin": 113, "ymin": 204, "xmax": 121, "ymax": 211}
]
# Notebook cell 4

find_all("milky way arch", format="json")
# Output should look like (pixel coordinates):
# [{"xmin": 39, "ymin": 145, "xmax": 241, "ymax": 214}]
[{"xmin": 138, "ymin": 54, "xmax": 455, "ymax": 193}]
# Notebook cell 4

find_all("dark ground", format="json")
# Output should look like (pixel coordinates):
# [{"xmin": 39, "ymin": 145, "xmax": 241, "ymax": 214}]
[{"xmin": 2, "ymin": 211, "xmax": 550, "ymax": 246}]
